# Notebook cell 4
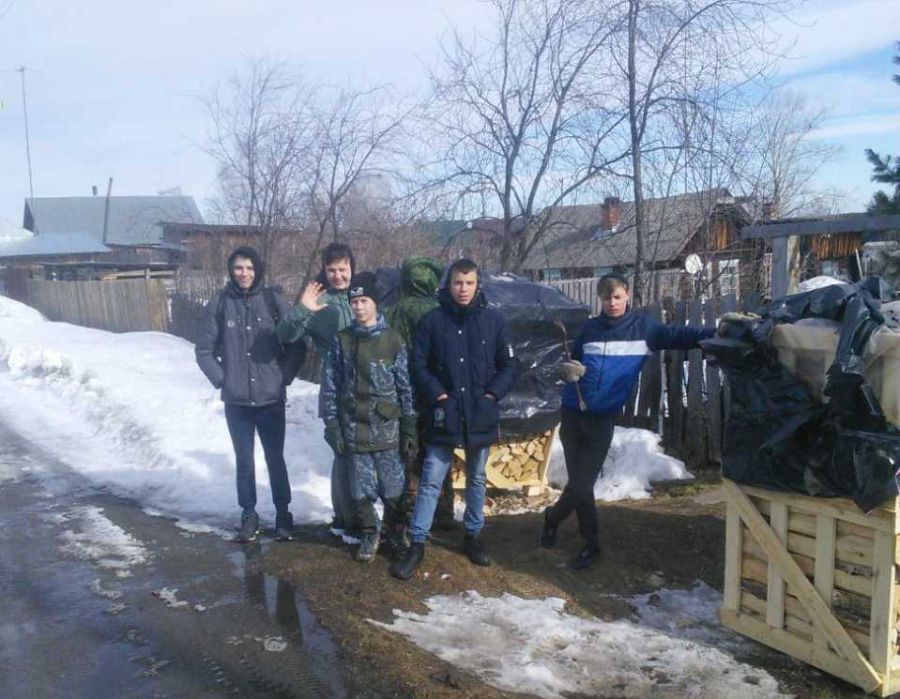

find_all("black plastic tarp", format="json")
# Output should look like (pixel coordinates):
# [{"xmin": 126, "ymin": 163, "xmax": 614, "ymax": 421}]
[
  {"xmin": 702, "ymin": 277, "xmax": 900, "ymax": 512},
  {"xmin": 376, "ymin": 269, "xmax": 589, "ymax": 436}
]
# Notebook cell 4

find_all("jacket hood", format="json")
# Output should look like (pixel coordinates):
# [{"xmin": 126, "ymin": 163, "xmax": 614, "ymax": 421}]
[
  {"xmin": 401, "ymin": 257, "xmax": 443, "ymax": 299},
  {"xmin": 438, "ymin": 286, "xmax": 486, "ymax": 315},
  {"xmin": 227, "ymin": 246, "xmax": 265, "ymax": 294}
]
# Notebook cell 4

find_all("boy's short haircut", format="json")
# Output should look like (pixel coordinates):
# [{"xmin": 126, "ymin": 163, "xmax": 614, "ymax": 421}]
[
  {"xmin": 597, "ymin": 273, "xmax": 629, "ymax": 298},
  {"xmin": 321, "ymin": 242, "xmax": 355, "ymax": 270},
  {"xmin": 448, "ymin": 258, "xmax": 479, "ymax": 278}
]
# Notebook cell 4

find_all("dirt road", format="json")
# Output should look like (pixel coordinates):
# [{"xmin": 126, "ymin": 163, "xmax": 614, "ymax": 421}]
[{"xmin": 0, "ymin": 418, "xmax": 867, "ymax": 698}]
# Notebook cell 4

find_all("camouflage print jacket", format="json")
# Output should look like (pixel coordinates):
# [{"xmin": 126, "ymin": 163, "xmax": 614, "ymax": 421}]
[{"xmin": 320, "ymin": 316, "xmax": 416, "ymax": 453}]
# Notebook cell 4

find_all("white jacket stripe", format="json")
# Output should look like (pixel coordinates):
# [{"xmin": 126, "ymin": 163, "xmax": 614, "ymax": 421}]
[{"xmin": 582, "ymin": 340, "xmax": 650, "ymax": 357}]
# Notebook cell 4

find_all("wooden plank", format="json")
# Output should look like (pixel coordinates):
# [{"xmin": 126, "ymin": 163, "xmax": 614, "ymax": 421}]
[
  {"xmin": 724, "ymin": 480, "xmax": 881, "ymax": 691},
  {"xmin": 767, "ymin": 502, "xmax": 789, "ymax": 629},
  {"xmin": 704, "ymin": 297, "xmax": 722, "ymax": 465},
  {"xmin": 738, "ymin": 484, "xmax": 894, "ymax": 533},
  {"xmin": 742, "ymin": 213, "xmax": 900, "ymax": 240},
  {"xmin": 869, "ymin": 530, "xmax": 897, "ymax": 676},
  {"xmin": 636, "ymin": 303, "xmax": 662, "ymax": 430},
  {"xmin": 684, "ymin": 298, "xmax": 705, "ymax": 466},
  {"xmin": 663, "ymin": 300, "xmax": 685, "ymax": 454},
  {"xmin": 721, "ymin": 609, "xmax": 883, "ymax": 695},
  {"xmin": 815, "ymin": 515, "xmax": 837, "ymax": 650},
  {"xmin": 724, "ymin": 501, "xmax": 743, "ymax": 612},
  {"xmin": 771, "ymin": 236, "xmax": 800, "ymax": 299}
]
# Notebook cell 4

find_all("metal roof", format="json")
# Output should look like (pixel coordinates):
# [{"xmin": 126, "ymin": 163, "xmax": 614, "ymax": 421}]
[
  {"xmin": 0, "ymin": 232, "xmax": 111, "ymax": 258},
  {"xmin": 24, "ymin": 196, "xmax": 204, "ymax": 245}
]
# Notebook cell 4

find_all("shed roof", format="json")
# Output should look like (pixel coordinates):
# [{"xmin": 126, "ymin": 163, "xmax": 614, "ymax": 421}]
[
  {"xmin": 521, "ymin": 189, "xmax": 743, "ymax": 271},
  {"xmin": 0, "ymin": 232, "xmax": 111, "ymax": 259},
  {"xmin": 24, "ymin": 196, "xmax": 204, "ymax": 246}
]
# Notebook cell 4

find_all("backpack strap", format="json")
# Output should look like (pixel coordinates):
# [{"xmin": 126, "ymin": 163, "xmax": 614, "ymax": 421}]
[{"xmin": 262, "ymin": 286, "xmax": 280, "ymax": 325}]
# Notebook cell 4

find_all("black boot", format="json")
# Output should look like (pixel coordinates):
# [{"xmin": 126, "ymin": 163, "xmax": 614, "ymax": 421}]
[
  {"xmin": 463, "ymin": 534, "xmax": 491, "ymax": 567},
  {"xmin": 390, "ymin": 542, "xmax": 425, "ymax": 580},
  {"xmin": 236, "ymin": 512, "xmax": 260, "ymax": 543},
  {"xmin": 568, "ymin": 543, "xmax": 601, "ymax": 571},
  {"xmin": 274, "ymin": 511, "xmax": 294, "ymax": 541},
  {"xmin": 540, "ymin": 508, "xmax": 558, "ymax": 549}
]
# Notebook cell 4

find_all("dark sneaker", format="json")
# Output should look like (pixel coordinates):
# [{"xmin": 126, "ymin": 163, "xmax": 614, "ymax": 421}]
[
  {"xmin": 274, "ymin": 511, "xmax": 294, "ymax": 542},
  {"xmin": 390, "ymin": 542, "xmax": 425, "ymax": 580},
  {"xmin": 568, "ymin": 544, "xmax": 601, "ymax": 571},
  {"xmin": 355, "ymin": 531, "xmax": 380, "ymax": 562},
  {"xmin": 235, "ymin": 512, "xmax": 260, "ymax": 543},
  {"xmin": 540, "ymin": 509, "xmax": 558, "ymax": 549},
  {"xmin": 463, "ymin": 534, "xmax": 491, "ymax": 567}
]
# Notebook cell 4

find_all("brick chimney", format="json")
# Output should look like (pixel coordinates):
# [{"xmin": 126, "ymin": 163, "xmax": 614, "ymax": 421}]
[
  {"xmin": 762, "ymin": 200, "xmax": 776, "ymax": 220},
  {"xmin": 601, "ymin": 196, "xmax": 621, "ymax": 229}
]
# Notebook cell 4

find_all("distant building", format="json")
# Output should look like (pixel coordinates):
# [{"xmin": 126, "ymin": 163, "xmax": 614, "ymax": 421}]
[{"xmin": 23, "ymin": 195, "xmax": 204, "ymax": 267}]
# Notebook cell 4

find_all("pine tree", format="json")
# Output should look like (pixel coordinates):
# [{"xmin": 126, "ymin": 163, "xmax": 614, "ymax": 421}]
[{"xmin": 865, "ymin": 42, "xmax": 900, "ymax": 214}]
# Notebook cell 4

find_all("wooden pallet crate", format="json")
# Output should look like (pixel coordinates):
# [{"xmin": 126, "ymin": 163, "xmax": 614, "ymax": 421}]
[
  {"xmin": 720, "ymin": 479, "xmax": 900, "ymax": 696},
  {"xmin": 451, "ymin": 428, "xmax": 555, "ymax": 494}
]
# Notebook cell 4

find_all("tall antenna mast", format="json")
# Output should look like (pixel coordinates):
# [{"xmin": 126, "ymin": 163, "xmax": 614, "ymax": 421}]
[{"xmin": 17, "ymin": 66, "xmax": 35, "ymax": 200}]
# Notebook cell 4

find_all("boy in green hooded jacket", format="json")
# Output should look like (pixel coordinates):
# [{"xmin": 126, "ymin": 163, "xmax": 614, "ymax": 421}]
[{"xmin": 385, "ymin": 257, "xmax": 456, "ymax": 529}]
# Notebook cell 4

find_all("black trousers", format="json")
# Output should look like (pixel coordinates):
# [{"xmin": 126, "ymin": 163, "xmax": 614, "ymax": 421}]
[
  {"xmin": 546, "ymin": 408, "xmax": 616, "ymax": 547},
  {"xmin": 224, "ymin": 402, "xmax": 292, "ymax": 516}
]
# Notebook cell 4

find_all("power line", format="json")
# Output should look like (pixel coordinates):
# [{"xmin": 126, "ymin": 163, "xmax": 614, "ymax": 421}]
[{"xmin": 17, "ymin": 65, "xmax": 35, "ymax": 199}]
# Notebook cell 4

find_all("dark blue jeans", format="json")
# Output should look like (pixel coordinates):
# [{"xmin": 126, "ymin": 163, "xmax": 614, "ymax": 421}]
[{"xmin": 224, "ymin": 402, "xmax": 292, "ymax": 516}]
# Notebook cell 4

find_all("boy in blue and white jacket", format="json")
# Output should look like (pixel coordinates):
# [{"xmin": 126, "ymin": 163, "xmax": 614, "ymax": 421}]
[{"xmin": 541, "ymin": 273, "xmax": 715, "ymax": 570}]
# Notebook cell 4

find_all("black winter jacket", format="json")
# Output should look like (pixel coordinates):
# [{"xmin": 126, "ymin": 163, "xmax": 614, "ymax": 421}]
[
  {"xmin": 195, "ymin": 248, "xmax": 293, "ymax": 406},
  {"xmin": 412, "ymin": 287, "xmax": 517, "ymax": 449}
]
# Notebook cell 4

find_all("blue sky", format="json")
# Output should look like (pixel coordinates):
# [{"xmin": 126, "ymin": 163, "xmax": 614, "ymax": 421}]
[{"xmin": 0, "ymin": 0, "xmax": 898, "ymax": 226}]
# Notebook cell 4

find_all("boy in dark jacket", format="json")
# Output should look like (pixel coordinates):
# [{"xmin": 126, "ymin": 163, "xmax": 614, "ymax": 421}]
[
  {"xmin": 319, "ymin": 272, "xmax": 417, "ymax": 562},
  {"xmin": 391, "ymin": 259, "xmax": 517, "ymax": 580},
  {"xmin": 542, "ymin": 273, "xmax": 714, "ymax": 570},
  {"xmin": 195, "ymin": 246, "xmax": 298, "ymax": 543}
]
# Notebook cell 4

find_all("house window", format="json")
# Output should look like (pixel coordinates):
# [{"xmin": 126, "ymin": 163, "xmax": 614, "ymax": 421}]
[
  {"xmin": 821, "ymin": 260, "xmax": 841, "ymax": 278},
  {"xmin": 718, "ymin": 258, "xmax": 739, "ymax": 296},
  {"xmin": 543, "ymin": 268, "xmax": 562, "ymax": 281}
]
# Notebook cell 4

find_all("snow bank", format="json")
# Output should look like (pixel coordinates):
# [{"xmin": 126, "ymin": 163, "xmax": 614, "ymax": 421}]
[
  {"xmin": 546, "ymin": 426, "xmax": 691, "ymax": 500},
  {"xmin": 0, "ymin": 294, "xmax": 690, "ymax": 524},
  {"xmin": 373, "ymin": 585, "xmax": 785, "ymax": 698},
  {"xmin": 798, "ymin": 276, "xmax": 846, "ymax": 292},
  {"xmin": 0, "ymin": 296, "xmax": 333, "ymax": 528}
]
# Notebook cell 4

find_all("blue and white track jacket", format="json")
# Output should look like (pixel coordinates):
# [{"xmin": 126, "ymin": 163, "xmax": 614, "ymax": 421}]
[{"xmin": 561, "ymin": 310, "xmax": 715, "ymax": 415}]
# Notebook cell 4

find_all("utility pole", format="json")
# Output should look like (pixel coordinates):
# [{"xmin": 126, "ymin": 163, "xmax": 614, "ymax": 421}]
[{"xmin": 17, "ymin": 66, "xmax": 35, "ymax": 200}]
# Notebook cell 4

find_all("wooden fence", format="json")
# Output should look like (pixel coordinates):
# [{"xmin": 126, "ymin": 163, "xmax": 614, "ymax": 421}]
[
  {"xmin": 549, "ymin": 270, "xmax": 693, "ymax": 316},
  {"xmin": 26, "ymin": 279, "xmax": 170, "ymax": 333}
]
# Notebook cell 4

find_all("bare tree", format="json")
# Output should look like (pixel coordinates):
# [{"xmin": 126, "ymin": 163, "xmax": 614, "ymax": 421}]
[
  {"xmin": 204, "ymin": 60, "xmax": 416, "ymax": 283},
  {"xmin": 613, "ymin": 0, "xmax": 796, "ymax": 303},
  {"xmin": 204, "ymin": 59, "xmax": 313, "ymax": 263},
  {"xmin": 734, "ymin": 90, "xmax": 842, "ymax": 218},
  {"xmin": 422, "ymin": 0, "xmax": 630, "ymax": 273},
  {"xmin": 300, "ymin": 86, "xmax": 414, "ymax": 279}
]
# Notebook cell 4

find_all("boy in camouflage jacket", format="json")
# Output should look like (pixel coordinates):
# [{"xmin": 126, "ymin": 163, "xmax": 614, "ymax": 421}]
[{"xmin": 320, "ymin": 272, "xmax": 417, "ymax": 561}]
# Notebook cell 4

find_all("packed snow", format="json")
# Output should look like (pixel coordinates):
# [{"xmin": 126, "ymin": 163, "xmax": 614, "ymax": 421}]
[
  {"xmin": 546, "ymin": 424, "xmax": 692, "ymax": 501},
  {"xmin": 372, "ymin": 584, "xmax": 785, "ymax": 699},
  {"xmin": 0, "ymin": 295, "xmax": 686, "ymax": 527},
  {"xmin": 797, "ymin": 275, "xmax": 846, "ymax": 292},
  {"xmin": 56, "ymin": 505, "xmax": 150, "ymax": 574}
]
